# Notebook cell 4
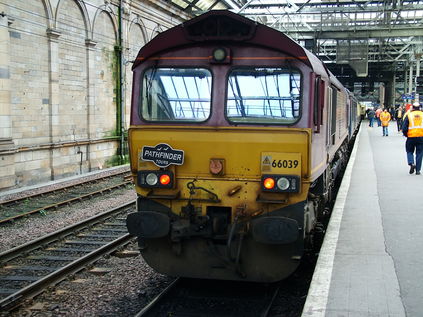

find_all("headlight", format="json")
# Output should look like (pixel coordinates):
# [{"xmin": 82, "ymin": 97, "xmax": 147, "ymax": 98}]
[
  {"xmin": 213, "ymin": 48, "xmax": 227, "ymax": 62},
  {"xmin": 210, "ymin": 47, "xmax": 230, "ymax": 63},
  {"xmin": 277, "ymin": 177, "xmax": 290, "ymax": 190},
  {"xmin": 145, "ymin": 173, "xmax": 158, "ymax": 186}
]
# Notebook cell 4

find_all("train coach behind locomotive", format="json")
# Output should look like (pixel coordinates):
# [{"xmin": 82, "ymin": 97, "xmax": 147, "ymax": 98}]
[{"xmin": 126, "ymin": 10, "xmax": 360, "ymax": 283}]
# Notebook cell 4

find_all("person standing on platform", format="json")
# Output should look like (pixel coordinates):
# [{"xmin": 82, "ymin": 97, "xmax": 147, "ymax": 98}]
[
  {"xmin": 375, "ymin": 107, "xmax": 382, "ymax": 127},
  {"xmin": 389, "ymin": 107, "xmax": 396, "ymax": 122},
  {"xmin": 396, "ymin": 106, "xmax": 404, "ymax": 132},
  {"xmin": 380, "ymin": 108, "xmax": 391, "ymax": 136},
  {"xmin": 402, "ymin": 102, "xmax": 423, "ymax": 175},
  {"xmin": 367, "ymin": 108, "xmax": 375, "ymax": 127}
]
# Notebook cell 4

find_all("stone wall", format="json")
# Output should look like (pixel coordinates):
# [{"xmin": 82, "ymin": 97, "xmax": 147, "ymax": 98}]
[{"xmin": 0, "ymin": 0, "xmax": 189, "ymax": 191}]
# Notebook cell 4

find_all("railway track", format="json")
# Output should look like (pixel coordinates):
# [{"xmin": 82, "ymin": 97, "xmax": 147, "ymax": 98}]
[
  {"xmin": 0, "ymin": 170, "xmax": 132, "ymax": 224},
  {"xmin": 135, "ymin": 277, "xmax": 280, "ymax": 317},
  {"xmin": 0, "ymin": 201, "xmax": 136, "ymax": 312}
]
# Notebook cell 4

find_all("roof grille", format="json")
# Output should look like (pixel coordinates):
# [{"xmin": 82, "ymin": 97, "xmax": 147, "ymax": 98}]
[{"xmin": 184, "ymin": 11, "xmax": 255, "ymax": 41}]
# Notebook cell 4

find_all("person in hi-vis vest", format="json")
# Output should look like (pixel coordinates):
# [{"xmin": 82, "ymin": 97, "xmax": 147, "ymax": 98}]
[
  {"xmin": 402, "ymin": 102, "xmax": 423, "ymax": 175},
  {"xmin": 380, "ymin": 108, "xmax": 391, "ymax": 136}
]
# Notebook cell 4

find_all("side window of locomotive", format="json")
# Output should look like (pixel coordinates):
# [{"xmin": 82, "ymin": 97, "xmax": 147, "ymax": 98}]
[
  {"xmin": 226, "ymin": 68, "xmax": 301, "ymax": 124},
  {"xmin": 141, "ymin": 68, "xmax": 212, "ymax": 122}
]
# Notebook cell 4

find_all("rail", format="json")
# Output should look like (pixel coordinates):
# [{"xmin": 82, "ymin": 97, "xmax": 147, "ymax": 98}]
[
  {"xmin": 0, "ymin": 201, "xmax": 136, "ymax": 311},
  {"xmin": 0, "ymin": 171, "xmax": 132, "ymax": 224}
]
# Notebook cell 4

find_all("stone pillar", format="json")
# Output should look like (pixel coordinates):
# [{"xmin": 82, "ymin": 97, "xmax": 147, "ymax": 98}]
[
  {"xmin": 384, "ymin": 77, "xmax": 393, "ymax": 108},
  {"xmin": 0, "ymin": 9, "xmax": 15, "ymax": 189},
  {"xmin": 47, "ymin": 28, "xmax": 61, "ymax": 179},
  {"xmin": 0, "ymin": 12, "xmax": 11, "ymax": 140},
  {"xmin": 86, "ymin": 38, "xmax": 97, "ymax": 171},
  {"xmin": 122, "ymin": 0, "xmax": 131, "ymax": 132}
]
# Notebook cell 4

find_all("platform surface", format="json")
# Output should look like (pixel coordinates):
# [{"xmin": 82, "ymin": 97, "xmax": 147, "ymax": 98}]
[{"xmin": 303, "ymin": 121, "xmax": 423, "ymax": 316}]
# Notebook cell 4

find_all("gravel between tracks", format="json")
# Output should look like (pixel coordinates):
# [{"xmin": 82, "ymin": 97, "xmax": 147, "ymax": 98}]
[
  {"xmin": 0, "ymin": 189, "xmax": 138, "ymax": 253},
  {"xmin": 6, "ymin": 246, "xmax": 173, "ymax": 317},
  {"xmin": 0, "ymin": 167, "xmax": 172, "ymax": 317}
]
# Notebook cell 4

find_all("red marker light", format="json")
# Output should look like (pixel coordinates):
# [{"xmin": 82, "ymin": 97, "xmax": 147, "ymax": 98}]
[
  {"xmin": 160, "ymin": 174, "xmax": 171, "ymax": 185},
  {"xmin": 263, "ymin": 177, "xmax": 275, "ymax": 189}
]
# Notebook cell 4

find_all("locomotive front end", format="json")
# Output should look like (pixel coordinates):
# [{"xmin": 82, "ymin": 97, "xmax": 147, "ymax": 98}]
[
  {"xmin": 126, "ymin": 11, "xmax": 323, "ymax": 282},
  {"xmin": 127, "ymin": 126, "xmax": 310, "ymax": 282}
]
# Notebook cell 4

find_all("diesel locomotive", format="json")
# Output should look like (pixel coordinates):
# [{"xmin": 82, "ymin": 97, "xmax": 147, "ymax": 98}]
[{"xmin": 126, "ymin": 10, "xmax": 360, "ymax": 282}]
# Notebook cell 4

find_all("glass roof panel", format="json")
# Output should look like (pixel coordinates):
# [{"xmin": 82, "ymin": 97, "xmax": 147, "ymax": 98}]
[{"xmin": 170, "ymin": 0, "xmax": 190, "ymax": 9}]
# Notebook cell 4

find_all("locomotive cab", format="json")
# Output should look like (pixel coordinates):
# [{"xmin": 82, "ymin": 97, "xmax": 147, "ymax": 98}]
[{"xmin": 126, "ymin": 10, "xmax": 350, "ymax": 282}]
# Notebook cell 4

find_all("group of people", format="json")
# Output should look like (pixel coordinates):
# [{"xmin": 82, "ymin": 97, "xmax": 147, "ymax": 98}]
[
  {"xmin": 367, "ymin": 102, "xmax": 423, "ymax": 175},
  {"xmin": 366, "ymin": 106, "xmax": 404, "ymax": 134}
]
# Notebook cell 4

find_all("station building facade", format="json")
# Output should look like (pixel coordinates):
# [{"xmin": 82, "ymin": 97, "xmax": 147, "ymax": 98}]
[{"xmin": 0, "ymin": 0, "xmax": 187, "ymax": 190}]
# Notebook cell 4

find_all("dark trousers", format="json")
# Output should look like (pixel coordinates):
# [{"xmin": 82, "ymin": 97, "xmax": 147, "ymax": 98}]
[
  {"xmin": 397, "ymin": 118, "xmax": 403, "ymax": 131},
  {"xmin": 382, "ymin": 126, "xmax": 389, "ymax": 136},
  {"xmin": 406, "ymin": 138, "xmax": 423, "ymax": 172}
]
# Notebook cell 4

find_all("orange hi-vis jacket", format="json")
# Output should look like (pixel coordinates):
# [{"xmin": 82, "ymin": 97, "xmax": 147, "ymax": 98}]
[
  {"xmin": 407, "ymin": 110, "xmax": 423, "ymax": 137},
  {"xmin": 380, "ymin": 111, "xmax": 391, "ymax": 127}
]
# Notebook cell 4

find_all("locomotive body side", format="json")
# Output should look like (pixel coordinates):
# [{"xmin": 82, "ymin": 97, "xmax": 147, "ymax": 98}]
[{"xmin": 126, "ymin": 10, "xmax": 354, "ymax": 282}]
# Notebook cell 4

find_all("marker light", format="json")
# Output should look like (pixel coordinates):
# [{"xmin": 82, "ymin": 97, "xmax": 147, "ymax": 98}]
[
  {"xmin": 263, "ymin": 177, "xmax": 275, "ymax": 190},
  {"xmin": 160, "ymin": 174, "xmax": 171, "ymax": 185},
  {"xmin": 146, "ymin": 173, "xmax": 158, "ymax": 186}
]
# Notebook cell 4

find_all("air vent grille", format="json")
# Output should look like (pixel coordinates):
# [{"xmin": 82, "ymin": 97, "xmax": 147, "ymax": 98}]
[{"xmin": 184, "ymin": 14, "xmax": 255, "ymax": 41}]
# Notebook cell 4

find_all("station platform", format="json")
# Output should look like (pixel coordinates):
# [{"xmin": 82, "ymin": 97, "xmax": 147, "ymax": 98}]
[{"xmin": 302, "ymin": 121, "xmax": 423, "ymax": 317}]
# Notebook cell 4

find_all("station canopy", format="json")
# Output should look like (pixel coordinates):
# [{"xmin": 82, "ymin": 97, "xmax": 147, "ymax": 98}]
[{"xmin": 166, "ymin": 0, "xmax": 423, "ymax": 95}]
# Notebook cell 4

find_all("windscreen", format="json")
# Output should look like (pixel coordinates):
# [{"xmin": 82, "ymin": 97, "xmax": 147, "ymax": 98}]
[
  {"xmin": 141, "ymin": 68, "xmax": 212, "ymax": 122},
  {"xmin": 227, "ymin": 68, "xmax": 301, "ymax": 124}
]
